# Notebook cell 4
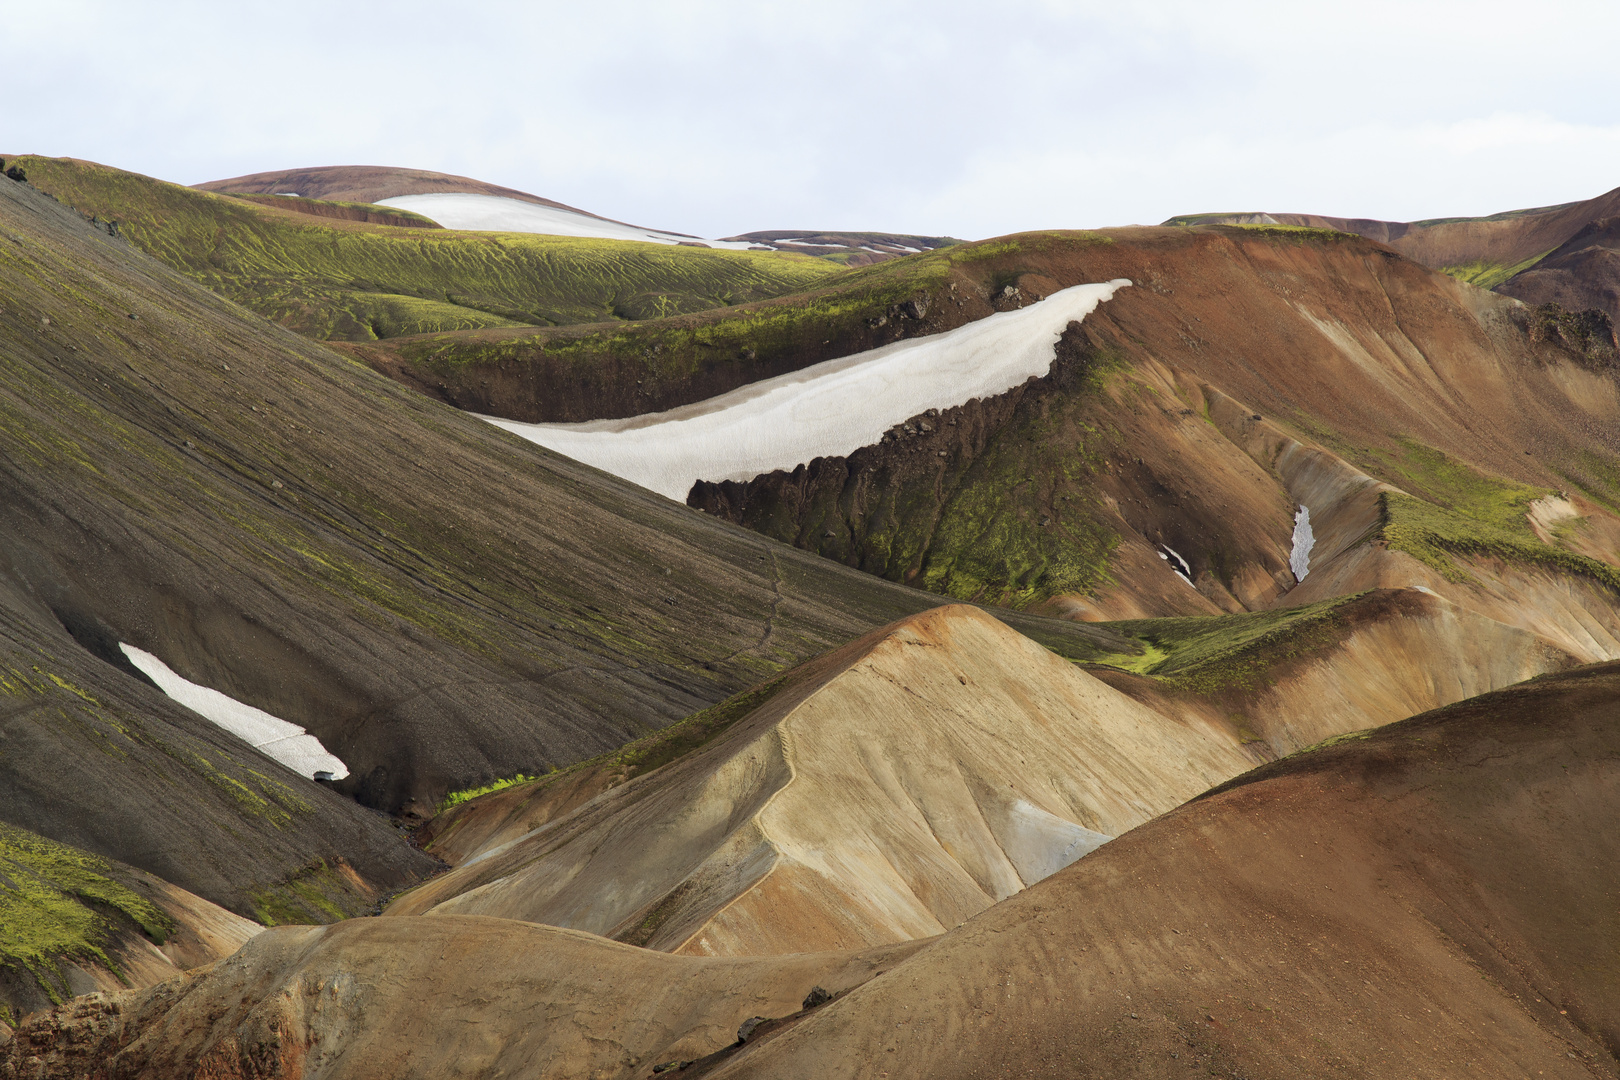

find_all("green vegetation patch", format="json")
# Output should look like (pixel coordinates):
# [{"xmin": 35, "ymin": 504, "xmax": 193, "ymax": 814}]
[
  {"xmin": 0, "ymin": 822, "xmax": 172, "ymax": 1004},
  {"xmin": 1439, "ymin": 248, "xmax": 1554, "ymax": 290},
  {"xmin": 1218, "ymin": 224, "xmax": 1353, "ymax": 244},
  {"xmin": 435, "ymin": 673, "xmax": 795, "ymax": 815},
  {"xmin": 1358, "ymin": 440, "xmax": 1620, "ymax": 591},
  {"xmin": 9, "ymin": 156, "xmax": 835, "ymax": 341},
  {"xmin": 1084, "ymin": 595, "xmax": 1363, "ymax": 694}
]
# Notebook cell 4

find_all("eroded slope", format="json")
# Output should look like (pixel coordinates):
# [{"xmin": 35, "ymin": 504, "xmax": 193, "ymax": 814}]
[{"xmin": 387, "ymin": 605, "xmax": 1257, "ymax": 955}]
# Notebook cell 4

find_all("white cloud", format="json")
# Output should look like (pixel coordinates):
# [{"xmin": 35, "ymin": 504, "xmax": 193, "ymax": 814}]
[{"xmin": 3, "ymin": 0, "xmax": 1618, "ymax": 237}]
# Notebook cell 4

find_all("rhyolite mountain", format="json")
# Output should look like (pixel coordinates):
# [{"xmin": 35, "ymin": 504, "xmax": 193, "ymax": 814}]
[
  {"xmin": 2, "ymin": 151, "xmax": 1620, "ymax": 1080},
  {"xmin": 12, "ymin": 660, "xmax": 1618, "ymax": 1078},
  {"xmin": 1166, "ymin": 183, "xmax": 1620, "ymax": 330}
]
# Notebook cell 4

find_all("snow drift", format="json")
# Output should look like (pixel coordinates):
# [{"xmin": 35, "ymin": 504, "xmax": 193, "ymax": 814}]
[
  {"xmin": 120, "ymin": 644, "xmax": 350, "ymax": 780},
  {"xmin": 487, "ymin": 279, "xmax": 1132, "ymax": 500}
]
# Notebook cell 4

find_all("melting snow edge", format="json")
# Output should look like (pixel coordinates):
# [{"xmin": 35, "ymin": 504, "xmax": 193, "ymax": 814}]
[
  {"xmin": 487, "ymin": 279, "xmax": 1132, "ymax": 500},
  {"xmin": 119, "ymin": 643, "xmax": 349, "ymax": 781}
]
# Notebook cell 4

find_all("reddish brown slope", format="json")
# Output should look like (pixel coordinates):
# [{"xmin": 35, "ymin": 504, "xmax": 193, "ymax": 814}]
[
  {"xmin": 1170, "ymin": 185, "xmax": 1620, "ymax": 277},
  {"xmin": 10, "ymin": 661, "xmax": 1618, "ymax": 1079},
  {"xmin": 711, "ymin": 661, "xmax": 1620, "ymax": 1079},
  {"xmin": 194, "ymin": 164, "xmax": 605, "ymax": 218}
]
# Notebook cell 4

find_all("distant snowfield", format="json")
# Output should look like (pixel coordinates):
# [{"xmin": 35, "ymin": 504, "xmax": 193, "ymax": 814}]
[
  {"xmin": 119, "ymin": 644, "xmax": 350, "ymax": 781},
  {"xmin": 376, "ymin": 193, "xmax": 756, "ymax": 249},
  {"xmin": 486, "ymin": 279, "xmax": 1132, "ymax": 501}
]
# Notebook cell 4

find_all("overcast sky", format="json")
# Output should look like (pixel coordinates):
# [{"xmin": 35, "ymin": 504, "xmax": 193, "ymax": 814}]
[{"xmin": 7, "ymin": 0, "xmax": 1620, "ymax": 240}]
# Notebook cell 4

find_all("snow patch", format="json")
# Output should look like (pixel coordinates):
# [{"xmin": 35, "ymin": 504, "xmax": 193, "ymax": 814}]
[
  {"xmin": 1158, "ymin": 543, "xmax": 1195, "ymax": 588},
  {"xmin": 993, "ymin": 799, "xmax": 1112, "ymax": 886},
  {"xmin": 485, "ymin": 279, "xmax": 1131, "ymax": 501},
  {"xmin": 1290, "ymin": 505, "xmax": 1315, "ymax": 582},
  {"xmin": 375, "ymin": 193, "xmax": 755, "ymax": 249},
  {"xmin": 119, "ymin": 644, "xmax": 349, "ymax": 781}
]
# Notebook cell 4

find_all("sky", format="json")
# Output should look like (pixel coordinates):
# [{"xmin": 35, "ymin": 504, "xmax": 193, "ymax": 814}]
[{"xmin": 6, "ymin": 0, "xmax": 1620, "ymax": 241}]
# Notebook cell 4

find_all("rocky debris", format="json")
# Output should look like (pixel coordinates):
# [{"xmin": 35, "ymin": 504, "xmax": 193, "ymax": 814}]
[
  {"xmin": 801, "ymin": 985, "xmax": 831, "ymax": 1009},
  {"xmin": 735, "ymin": 1016, "xmax": 768, "ymax": 1044},
  {"xmin": 899, "ymin": 297, "xmax": 929, "ymax": 320},
  {"xmin": 4, "ymin": 165, "xmax": 26, "ymax": 183},
  {"xmin": 1524, "ymin": 302, "xmax": 1617, "ymax": 366}
]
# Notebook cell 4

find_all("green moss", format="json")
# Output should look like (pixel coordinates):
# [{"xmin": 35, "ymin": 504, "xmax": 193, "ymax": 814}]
[
  {"xmin": 1439, "ymin": 248, "xmax": 1555, "ymax": 290},
  {"xmin": 0, "ymin": 822, "xmax": 173, "ymax": 1003},
  {"xmin": 248, "ymin": 859, "xmax": 370, "ymax": 926},
  {"xmin": 1355, "ymin": 441, "xmax": 1620, "ymax": 591},
  {"xmin": 1086, "ymin": 595, "xmax": 1362, "ymax": 693},
  {"xmin": 438, "ymin": 772, "xmax": 542, "ymax": 813},
  {"xmin": 434, "ymin": 673, "xmax": 795, "ymax": 817},
  {"xmin": 1218, "ymin": 224, "xmax": 1352, "ymax": 243},
  {"xmin": 10, "ymin": 156, "xmax": 836, "ymax": 341},
  {"xmin": 1297, "ymin": 728, "xmax": 1374, "ymax": 754}
]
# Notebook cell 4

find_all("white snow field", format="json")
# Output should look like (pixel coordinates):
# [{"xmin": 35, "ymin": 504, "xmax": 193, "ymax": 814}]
[
  {"xmin": 486, "ymin": 279, "xmax": 1132, "ymax": 501},
  {"xmin": 119, "ymin": 644, "xmax": 350, "ymax": 781},
  {"xmin": 376, "ymin": 193, "xmax": 755, "ymax": 249},
  {"xmin": 1290, "ymin": 505, "xmax": 1315, "ymax": 581}
]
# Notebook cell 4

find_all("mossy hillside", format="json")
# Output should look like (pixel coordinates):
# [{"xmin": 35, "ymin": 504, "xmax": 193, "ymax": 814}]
[
  {"xmin": 1439, "ymin": 248, "xmax": 1555, "ymax": 290},
  {"xmin": 387, "ymin": 231, "xmax": 1118, "ymax": 411},
  {"xmin": 1355, "ymin": 441, "xmax": 1620, "ymax": 591},
  {"xmin": 1081, "ymin": 595, "xmax": 1364, "ymax": 694},
  {"xmin": 0, "ymin": 822, "xmax": 172, "ymax": 1005},
  {"xmin": 8, "ymin": 156, "xmax": 835, "ymax": 340},
  {"xmin": 1216, "ymin": 223, "xmax": 1355, "ymax": 244},
  {"xmin": 433, "ymin": 673, "xmax": 794, "ymax": 817},
  {"xmin": 225, "ymin": 193, "xmax": 442, "ymax": 229},
  {"xmin": 694, "ymin": 335, "xmax": 1128, "ymax": 611}
]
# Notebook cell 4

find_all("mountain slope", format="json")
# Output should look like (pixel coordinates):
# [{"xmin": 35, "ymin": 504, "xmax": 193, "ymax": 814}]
[
  {"xmin": 0, "ymin": 823, "xmax": 261, "ymax": 1019},
  {"xmin": 3, "ymin": 157, "xmax": 835, "ymax": 339},
  {"xmin": 705, "ymin": 659, "xmax": 1620, "ymax": 1079},
  {"xmin": 385, "ymin": 605, "xmax": 1257, "ymax": 955},
  {"xmin": 1, "ymin": 149, "xmax": 1113, "ymax": 886},
  {"xmin": 14, "ymin": 659, "xmax": 1619, "ymax": 1079},
  {"xmin": 1165, "ymin": 185, "xmax": 1620, "ymax": 325}
]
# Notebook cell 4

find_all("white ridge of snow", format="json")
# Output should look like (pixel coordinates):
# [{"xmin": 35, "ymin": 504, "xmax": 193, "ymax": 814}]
[
  {"xmin": 375, "ymin": 193, "xmax": 755, "ymax": 249},
  {"xmin": 1157, "ymin": 543, "xmax": 1196, "ymax": 588},
  {"xmin": 1290, "ymin": 504, "xmax": 1315, "ymax": 581},
  {"xmin": 119, "ymin": 644, "xmax": 349, "ymax": 781},
  {"xmin": 486, "ymin": 279, "xmax": 1132, "ymax": 501}
]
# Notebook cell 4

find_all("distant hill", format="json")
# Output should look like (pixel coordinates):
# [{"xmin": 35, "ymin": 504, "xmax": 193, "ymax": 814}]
[
  {"xmin": 1165, "ymin": 184, "xmax": 1620, "ymax": 327},
  {"xmin": 3, "ymin": 156, "xmax": 834, "ymax": 338},
  {"xmin": 720, "ymin": 230, "xmax": 961, "ymax": 267}
]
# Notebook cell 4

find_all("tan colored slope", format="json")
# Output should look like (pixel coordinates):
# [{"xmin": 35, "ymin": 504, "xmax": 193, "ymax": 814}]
[
  {"xmin": 1094, "ymin": 587, "xmax": 1578, "ymax": 757},
  {"xmin": 702, "ymin": 661, "xmax": 1620, "ymax": 1080},
  {"xmin": 1169, "ymin": 185, "xmax": 1620, "ymax": 277},
  {"xmin": 386, "ymin": 605, "xmax": 1259, "ymax": 956},
  {"xmin": 0, "ymin": 916, "xmax": 924, "ymax": 1080},
  {"xmin": 15, "ymin": 662, "xmax": 1620, "ymax": 1080},
  {"xmin": 85, "ymin": 875, "xmax": 262, "ymax": 999}
]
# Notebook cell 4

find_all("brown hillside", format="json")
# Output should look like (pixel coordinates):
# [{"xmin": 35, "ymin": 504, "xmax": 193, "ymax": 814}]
[
  {"xmin": 385, "ymin": 605, "xmax": 1257, "ymax": 956},
  {"xmin": 193, "ymin": 164, "xmax": 608, "ymax": 218},
  {"xmin": 679, "ymin": 226, "xmax": 1620, "ymax": 622},
  {"xmin": 13, "ymin": 660, "xmax": 1619, "ymax": 1079},
  {"xmin": 704, "ymin": 660, "xmax": 1620, "ymax": 1079}
]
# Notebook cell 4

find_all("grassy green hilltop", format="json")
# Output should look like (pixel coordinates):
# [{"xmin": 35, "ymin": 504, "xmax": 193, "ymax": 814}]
[{"xmin": 5, "ymin": 156, "xmax": 837, "ymax": 341}]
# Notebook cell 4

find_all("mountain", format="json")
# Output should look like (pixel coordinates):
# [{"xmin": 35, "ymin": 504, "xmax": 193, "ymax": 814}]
[
  {"xmin": 13, "ymin": 656, "xmax": 1617, "ymax": 1078},
  {"xmin": 386, "ymin": 605, "xmax": 1258, "ymax": 956},
  {"xmin": 406, "ymin": 224, "xmax": 1620, "ymax": 633},
  {"xmin": 3, "ymin": 156, "xmax": 834, "ymax": 338},
  {"xmin": 718, "ymin": 231, "xmax": 962, "ymax": 267},
  {"xmin": 0, "ymin": 157, "xmax": 1136, "ymax": 1016},
  {"xmin": 1165, "ymin": 184, "xmax": 1620, "ymax": 329}
]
